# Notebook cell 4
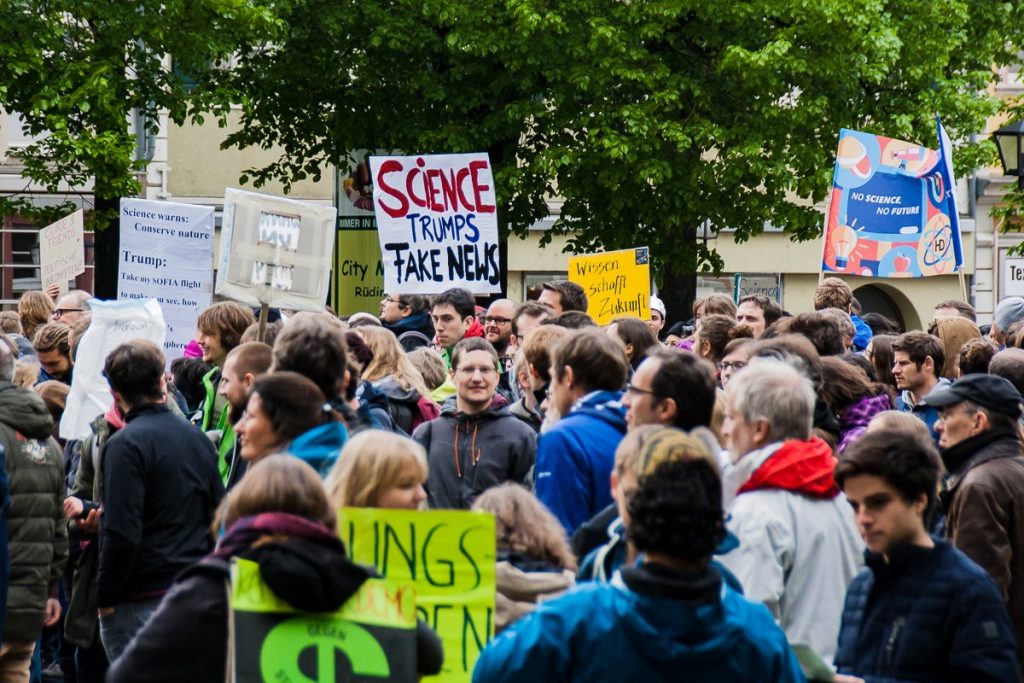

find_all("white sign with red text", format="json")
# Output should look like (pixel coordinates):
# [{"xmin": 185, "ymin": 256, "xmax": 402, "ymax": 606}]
[{"xmin": 369, "ymin": 153, "xmax": 501, "ymax": 294}]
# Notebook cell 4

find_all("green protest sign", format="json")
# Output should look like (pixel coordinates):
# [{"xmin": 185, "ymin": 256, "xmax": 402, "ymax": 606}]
[
  {"xmin": 339, "ymin": 508, "xmax": 496, "ymax": 683},
  {"xmin": 230, "ymin": 557, "xmax": 417, "ymax": 682}
]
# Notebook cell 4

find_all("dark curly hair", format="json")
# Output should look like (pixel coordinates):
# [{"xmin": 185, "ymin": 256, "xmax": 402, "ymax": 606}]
[{"xmin": 626, "ymin": 458, "xmax": 725, "ymax": 563}]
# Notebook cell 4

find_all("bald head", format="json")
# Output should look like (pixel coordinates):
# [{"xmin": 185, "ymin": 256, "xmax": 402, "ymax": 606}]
[
  {"xmin": 53, "ymin": 289, "xmax": 92, "ymax": 324},
  {"xmin": 483, "ymin": 298, "xmax": 517, "ymax": 354}
]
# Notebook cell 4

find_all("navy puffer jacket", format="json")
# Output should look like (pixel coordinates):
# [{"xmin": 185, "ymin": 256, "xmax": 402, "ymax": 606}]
[{"xmin": 834, "ymin": 540, "xmax": 1019, "ymax": 682}]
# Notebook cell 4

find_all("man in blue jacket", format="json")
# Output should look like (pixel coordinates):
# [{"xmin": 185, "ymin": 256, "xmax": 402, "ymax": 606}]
[
  {"xmin": 474, "ymin": 454, "xmax": 804, "ymax": 683},
  {"xmin": 536, "ymin": 328, "xmax": 628, "ymax": 533},
  {"xmin": 833, "ymin": 430, "xmax": 1019, "ymax": 682}
]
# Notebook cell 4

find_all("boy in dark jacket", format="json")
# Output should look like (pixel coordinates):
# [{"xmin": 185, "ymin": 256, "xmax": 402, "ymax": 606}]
[{"xmin": 833, "ymin": 430, "xmax": 1019, "ymax": 682}]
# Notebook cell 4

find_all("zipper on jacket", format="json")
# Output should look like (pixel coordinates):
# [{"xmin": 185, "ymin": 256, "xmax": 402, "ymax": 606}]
[{"xmin": 884, "ymin": 616, "xmax": 906, "ymax": 669}]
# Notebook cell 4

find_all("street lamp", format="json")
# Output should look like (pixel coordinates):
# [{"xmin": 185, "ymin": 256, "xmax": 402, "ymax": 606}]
[{"xmin": 993, "ymin": 120, "xmax": 1024, "ymax": 190}]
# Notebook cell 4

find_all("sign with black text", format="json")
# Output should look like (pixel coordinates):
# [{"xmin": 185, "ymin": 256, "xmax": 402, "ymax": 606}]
[{"xmin": 369, "ymin": 154, "xmax": 501, "ymax": 294}]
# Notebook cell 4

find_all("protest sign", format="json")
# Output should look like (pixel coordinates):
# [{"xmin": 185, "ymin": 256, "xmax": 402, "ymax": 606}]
[
  {"xmin": 59, "ymin": 298, "xmax": 166, "ymax": 440},
  {"xmin": 822, "ymin": 125, "xmax": 963, "ymax": 278},
  {"xmin": 339, "ymin": 508, "xmax": 496, "ymax": 683},
  {"xmin": 569, "ymin": 246, "xmax": 651, "ymax": 325},
  {"xmin": 39, "ymin": 209, "xmax": 84, "ymax": 293},
  {"xmin": 216, "ymin": 188, "xmax": 337, "ymax": 311},
  {"xmin": 369, "ymin": 154, "xmax": 501, "ymax": 295},
  {"xmin": 334, "ymin": 229, "xmax": 385, "ymax": 316},
  {"xmin": 230, "ymin": 558, "xmax": 418, "ymax": 683},
  {"xmin": 119, "ymin": 199, "xmax": 214, "ymax": 356}
]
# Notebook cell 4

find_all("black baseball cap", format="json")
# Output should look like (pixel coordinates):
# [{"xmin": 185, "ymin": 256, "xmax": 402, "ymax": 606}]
[{"xmin": 921, "ymin": 374, "xmax": 1023, "ymax": 418}]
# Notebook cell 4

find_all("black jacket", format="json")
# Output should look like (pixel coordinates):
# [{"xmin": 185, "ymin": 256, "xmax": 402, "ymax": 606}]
[
  {"xmin": 97, "ymin": 403, "xmax": 223, "ymax": 607},
  {"xmin": 834, "ymin": 540, "xmax": 1020, "ymax": 682},
  {"xmin": 107, "ymin": 537, "xmax": 444, "ymax": 682},
  {"xmin": 413, "ymin": 399, "xmax": 536, "ymax": 509}
]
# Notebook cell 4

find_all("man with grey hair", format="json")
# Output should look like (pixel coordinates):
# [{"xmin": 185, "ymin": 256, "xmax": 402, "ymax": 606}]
[
  {"xmin": 991, "ymin": 296, "xmax": 1024, "ymax": 346},
  {"xmin": 720, "ymin": 359, "xmax": 862, "ymax": 665}
]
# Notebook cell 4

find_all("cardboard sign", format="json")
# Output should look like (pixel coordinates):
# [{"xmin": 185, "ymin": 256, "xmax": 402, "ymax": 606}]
[
  {"xmin": 369, "ymin": 154, "xmax": 501, "ymax": 295},
  {"xmin": 119, "ymin": 199, "xmax": 215, "ymax": 357},
  {"xmin": 215, "ymin": 188, "xmax": 337, "ymax": 311},
  {"xmin": 822, "ymin": 121, "xmax": 963, "ymax": 278},
  {"xmin": 59, "ymin": 298, "xmax": 167, "ymax": 441},
  {"xmin": 231, "ymin": 558, "xmax": 418, "ymax": 683},
  {"xmin": 39, "ymin": 209, "xmax": 84, "ymax": 293},
  {"xmin": 339, "ymin": 508, "xmax": 496, "ymax": 683},
  {"xmin": 569, "ymin": 247, "xmax": 651, "ymax": 325}
]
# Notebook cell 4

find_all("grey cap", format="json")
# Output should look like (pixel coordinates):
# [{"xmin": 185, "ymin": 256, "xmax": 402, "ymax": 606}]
[{"xmin": 994, "ymin": 296, "xmax": 1024, "ymax": 334}]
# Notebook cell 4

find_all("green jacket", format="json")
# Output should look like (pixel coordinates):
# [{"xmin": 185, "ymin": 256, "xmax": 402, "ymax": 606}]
[
  {"xmin": 200, "ymin": 367, "xmax": 235, "ymax": 485},
  {"xmin": 0, "ymin": 381, "xmax": 67, "ymax": 643}
]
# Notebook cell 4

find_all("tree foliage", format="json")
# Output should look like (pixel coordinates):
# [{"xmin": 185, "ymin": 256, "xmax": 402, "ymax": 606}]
[
  {"xmin": 0, "ymin": 0, "xmax": 282, "ymax": 294},
  {"xmin": 226, "ymin": 0, "xmax": 1024, "ymax": 311}
]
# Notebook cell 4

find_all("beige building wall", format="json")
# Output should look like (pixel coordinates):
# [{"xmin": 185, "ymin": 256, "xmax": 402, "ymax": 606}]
[{"xmin": 166, "ymin": 110, "xmax": 333, "ymax": 202}]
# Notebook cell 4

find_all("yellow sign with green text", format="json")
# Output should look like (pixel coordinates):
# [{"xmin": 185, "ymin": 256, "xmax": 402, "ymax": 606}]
[
  {"xmin": 230, "ymin": 557, "xmax": 418, "ymax": 682},
  {"xmin": 339, "ymin": 508, "xmax": 496, "ymax": 683},
  {"xmin": 568, "ymin": 246, "xmax": 651, "ymax": 325}
]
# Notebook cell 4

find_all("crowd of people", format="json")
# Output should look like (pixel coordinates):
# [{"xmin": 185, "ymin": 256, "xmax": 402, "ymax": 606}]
[{"xmin": 1, "ymin": 275, "xmax": 1024, "ymax": 681}]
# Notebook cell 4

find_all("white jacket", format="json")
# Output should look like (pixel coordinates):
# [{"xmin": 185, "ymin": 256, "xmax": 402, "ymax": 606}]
[{"xmin": 719, "ymin": 441, "xmax": 864, "ymax": 664}]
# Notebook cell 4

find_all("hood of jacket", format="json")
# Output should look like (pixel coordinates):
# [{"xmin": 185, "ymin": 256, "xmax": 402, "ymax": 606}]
[
  {"xmin": 439, "ymin": 394, "xmax": 510, "ymax": 420},
  {"xmin": 850, "ymin": 313, "xmax": 873, "ymax": 352},
  {"xmin": 213, "ymin": 512, "xmax": 371, "ymax": 612},
  {"xmin": 0, "ymin": 380, "xmax": 54, "ymax": 439},
  {"xmin": 371, "ymin": 376, "xmax": 420, "ymax": 403},
  {"xmin": 840, "ymin": 393, "xmax": 891, "ymax": 432},
  {"xmin": 568, "ymin": 390, "xmax": 627, "ymax": 433},
  {"xmin": 610, "ymin": 563, "xmax": 754, "ymax": 660},
  {"xmin": 383, "ymin": 310, "xmax": 435, "ymax": 337},
  {"xmin": 737, "ymin": 436, "xmax": 840, "ymax": 499},
  {"xmin": 287, "ymin": 421, "xmax": 349, "ymax": 475}
]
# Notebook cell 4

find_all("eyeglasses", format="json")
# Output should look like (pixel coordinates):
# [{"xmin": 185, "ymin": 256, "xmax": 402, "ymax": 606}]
[
  {"xmin": 480, "ymin": 315, "xmax": 512, "ymax": 326},
  {"xmin": 382, "ymin": 297, "xmax": 404, "ymax": 306},
  {"xmin": 52, "ymin": 308, "xmax": 83, "ymax": 319},
  {"xmin": 624, "ymin": 383, "xmax": 660, "ymax": 398},
  {"xmin": 718, "ymin": 360, "xmax": 747, "ymax": 372},
  {"xmin": 456, "ymin": 366, "xmax": 497, "ymax": 376}
]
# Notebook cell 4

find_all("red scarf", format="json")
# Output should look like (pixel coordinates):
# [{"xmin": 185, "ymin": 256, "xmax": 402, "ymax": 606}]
[{"xmin": 737, "ymin": 437, "xmax": 840, "ymax": 499}]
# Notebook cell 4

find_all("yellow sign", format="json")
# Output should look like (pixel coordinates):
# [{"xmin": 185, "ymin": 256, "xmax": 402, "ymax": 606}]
[
  {"xmin": 333, "ymin": 229, "xmax": 385, "ymax": 316},
  {"xmin": 339, "ymin": 508, "xmax": 496, "ymax": 683},
  {"xmin": 230, "ymin": 558, "xmax": 418, "ymax": 682},
  {"xmin": 568, "ymin": 246, "xmax": 651, "ymax": 325}
]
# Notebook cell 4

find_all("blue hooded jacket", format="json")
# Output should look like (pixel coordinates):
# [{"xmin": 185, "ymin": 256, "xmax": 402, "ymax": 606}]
[
  {"xmin": 286, "ymin": 421, "xmax": 349, "ymax": 477},
  {"xmin": 473, "ymin": 564, "xmax": 804, "ymax": 683},
  {"xmin": 850, "ymin": 313, "xmax": 873, "ymax": 352},
  {"xmin": 535, "ymin": 390, "xmax": 627, "ymax": 533},
  {"xmin": 382, "ymin": 312, "xmax": 436, "ymax": 352}
]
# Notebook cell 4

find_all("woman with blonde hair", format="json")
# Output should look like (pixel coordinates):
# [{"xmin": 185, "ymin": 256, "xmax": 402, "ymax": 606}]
[
  {"xmin": 355, "ymin": 326, "xmax": 439, "ymax": 434},
  {"xmin": 325, "ymin": 430, "xmax": 429, "ymax": 510},
  {"xmin": 472, "ymin": 483, "xmax": 576, "ymax": 632},
  {"xmin": 18, "ymin": 289, "xmax": 54, "ymax": 343},
  {"xmin": 108, "ymin": 455, "xmax": 443, "ymax": 682}
]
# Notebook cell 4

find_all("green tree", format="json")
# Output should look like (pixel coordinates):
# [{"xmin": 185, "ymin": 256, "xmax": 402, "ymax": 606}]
[
  {"xmin": 0, "ymin": 0, "xmax": 282, "ymax": 297},
  {"xmin": 225, "ymin": 0, "xmax": 1024, "ymax": 318}
]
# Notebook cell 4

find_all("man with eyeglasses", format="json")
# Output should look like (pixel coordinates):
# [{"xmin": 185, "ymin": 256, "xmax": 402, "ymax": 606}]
[
  {"xmin": 412, "ymin": 337, "xmax": 535, "ymax": 509},
  {"xmin": 622, "ymin": 349, "xmax": 716, "ymax": 433},
  {"xmin": 379, "ymin": 293, "xmax": 435, "ymax": 352},
  {"xmin": 921, "ymin": 374, "xmax": 1024, "ymax": 670},
  {"xmin": 482, "ymin": 299, "xmax": 518, "ymax": 400},
  {"xmin": 51, "ymin": 289, "xmax": 92, "ymax": 324}
]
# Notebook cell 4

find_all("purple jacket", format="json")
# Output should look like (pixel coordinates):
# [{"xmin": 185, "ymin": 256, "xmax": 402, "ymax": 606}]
[{"xmin": 837, "ymin": 394, "xmax": 892, "ymax": 454}]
